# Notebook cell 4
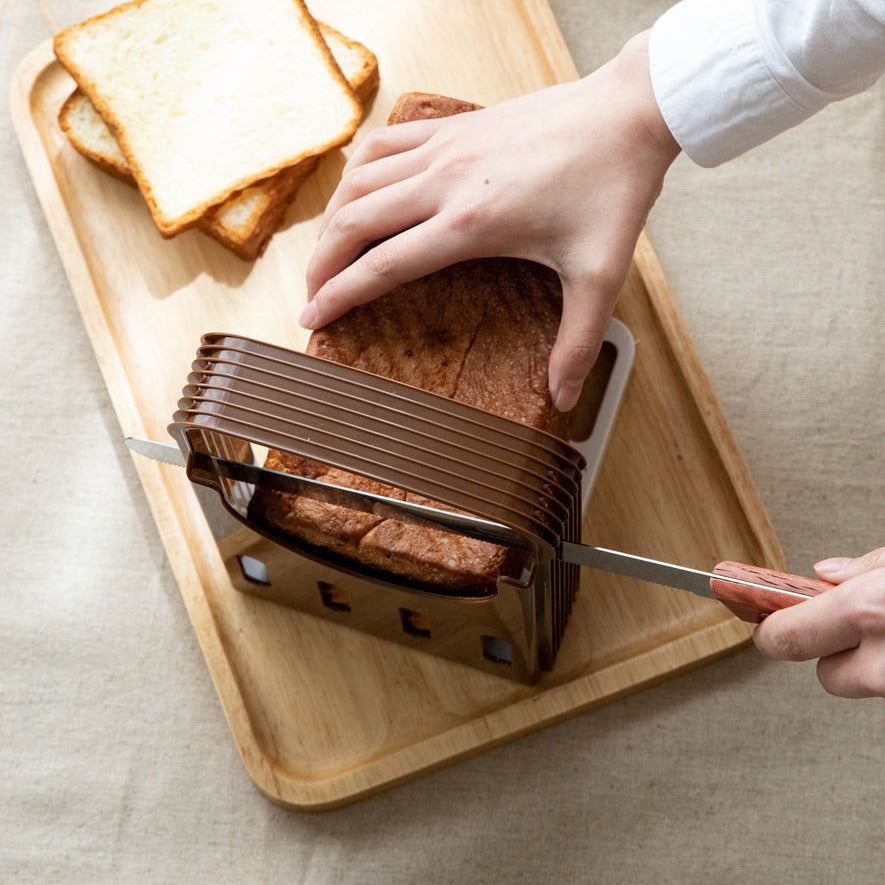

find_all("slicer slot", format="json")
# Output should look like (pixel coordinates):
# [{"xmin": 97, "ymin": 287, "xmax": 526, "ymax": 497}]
[
  {"xmin": 318, "ymin": 581, "xmax": 351, "ymax": 613},
  {"xmin": 399, "ymin": 608, "xmax": 431, "ymax": 639},
  {"xmin": 195, "ymin": 337, "xmax": 583, "ymax": 468},
  {"xmin": 237, "ymin": 554, "xmax": 270, "ymax": 586},
  {"xmin": 481, "ymin": 635, "xmax": 513, "ymax": 665}
]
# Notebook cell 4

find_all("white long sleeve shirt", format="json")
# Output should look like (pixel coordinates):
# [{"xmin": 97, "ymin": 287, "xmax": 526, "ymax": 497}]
[{"xmin": 649, "ymin": 0, "xmax": 885, "ymax": 166}]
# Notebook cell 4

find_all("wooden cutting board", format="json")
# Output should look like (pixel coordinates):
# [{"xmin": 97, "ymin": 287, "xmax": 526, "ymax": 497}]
[{"xmin": 11, "ymin": 0, "xmax": 782, "ymax": 810}]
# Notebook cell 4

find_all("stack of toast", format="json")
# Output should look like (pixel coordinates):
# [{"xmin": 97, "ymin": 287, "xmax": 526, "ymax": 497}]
[{"xmin": 54, "ymin": 0, "xmax": 378, "ymax": 259}]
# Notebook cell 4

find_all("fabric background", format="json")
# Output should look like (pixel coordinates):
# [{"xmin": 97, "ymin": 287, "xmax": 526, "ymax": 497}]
[{"xmin": 2, "ymin": 1, "xmax": 883, "ymax": 882}]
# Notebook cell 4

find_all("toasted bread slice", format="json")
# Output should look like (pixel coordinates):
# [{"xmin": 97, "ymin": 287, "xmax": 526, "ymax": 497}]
[
  {"xmin": 54, "ymin": 0, "xmax": 363, "ymax": 237},
  {"xmin": 58, "ymin": 21, "xmax": 378, "ymax": 258}
]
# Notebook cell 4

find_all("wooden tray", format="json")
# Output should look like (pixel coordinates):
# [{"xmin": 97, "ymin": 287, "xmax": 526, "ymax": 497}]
[{"xmin": 11, "ymin": 0, "xmax": 782, "ymax": 810}]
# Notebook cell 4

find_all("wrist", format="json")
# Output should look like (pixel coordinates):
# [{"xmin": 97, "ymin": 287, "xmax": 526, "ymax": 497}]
[{"xmin": 614, "ymin": 30, "xmax": 681, "ymax": 168}]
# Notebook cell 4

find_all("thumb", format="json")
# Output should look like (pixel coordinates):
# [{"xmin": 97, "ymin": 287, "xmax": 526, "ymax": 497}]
[
  {"xmin": 547, "ymin": 274, "xmax": 618, "ymax": 412},
  {"xmin": 814, "ymin": 546, "xmax": 885, "ymax": 583}
]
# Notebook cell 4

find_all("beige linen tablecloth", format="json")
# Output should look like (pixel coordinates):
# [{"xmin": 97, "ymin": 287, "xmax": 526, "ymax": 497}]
[{"xmin": 2, "ymin": 2, "xmax": 883, "ymax": 882}]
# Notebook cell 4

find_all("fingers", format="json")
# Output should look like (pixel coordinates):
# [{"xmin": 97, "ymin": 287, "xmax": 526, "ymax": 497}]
[
  {"xmin": 814, "ymin": 546, "xmax": 885, "ymax": 583},
  {"xmin": 317, "ymin": 128, "xmax": 436, "ymax": 240},
  {"xmin": 305, "ymin": 173, "xmax": 437, "ymax": 304},
  {"xmin": 302, "ymin": 214, "xmax": 476, "ymax": 329},
  {"xmin": 336, "ymin": 117, "xmax": 439, "ymax": 180},
  {"xmin": 753, "ymin": 583, "xmax": 863, "ymax": 662},
  {"xmin": 816, "ymin": 645, "xmax": 885, "ymax": 699},
  {"xmin": 547, "ymin": 271, "xmax": 622, "ymax": 412},
  {"xmin": 307, "ymin": 120, "xmax": 447, "ymax": 298},
  {"xmin": 754, "ymin": 565, "xmax": 885, "ymax": 698}
]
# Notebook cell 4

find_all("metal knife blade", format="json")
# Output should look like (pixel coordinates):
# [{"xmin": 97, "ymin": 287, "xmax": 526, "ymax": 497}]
[
  {"xmin": 560, "ymin": 541, "xmax": 833, "ymax": 623},
  {"xmin": 125, "ymin": 436, "xmax": 186, "ymax": 467},
  {"xmin": 124, "ymin": 437, "xmax": 521, "ymax": 547}
]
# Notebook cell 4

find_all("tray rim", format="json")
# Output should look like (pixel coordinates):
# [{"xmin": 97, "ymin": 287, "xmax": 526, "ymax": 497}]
[{"xmin": 11, "ymin": 20, "xmax": 780, "ymax": 810}]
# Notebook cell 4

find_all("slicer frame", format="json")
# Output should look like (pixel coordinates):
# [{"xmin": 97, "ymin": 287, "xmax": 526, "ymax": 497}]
[{"xmin": 167, "ymin": 321, "xmax": 634, "ymax": 683}]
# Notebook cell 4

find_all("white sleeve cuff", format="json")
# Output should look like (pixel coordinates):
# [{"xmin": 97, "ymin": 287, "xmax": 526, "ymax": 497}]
[{"xmin": 649, "ymin": 0, "xmax": 849, "ymax": 167}]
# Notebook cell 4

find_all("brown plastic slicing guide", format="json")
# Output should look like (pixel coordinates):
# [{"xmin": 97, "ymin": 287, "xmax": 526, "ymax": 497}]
[{"xmin": 163, "ymin": 329, "xmax": 633, "ymax": 683}]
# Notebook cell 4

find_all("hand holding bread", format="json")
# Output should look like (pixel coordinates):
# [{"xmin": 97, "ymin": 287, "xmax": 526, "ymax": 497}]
[{"xmin": 304, "ymin": 31, "xmax": 680, "ymax": 411}]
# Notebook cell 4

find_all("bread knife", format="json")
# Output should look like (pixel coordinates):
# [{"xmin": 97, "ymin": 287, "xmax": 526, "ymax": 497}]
[
  {"xmin": 559, "ymin": 542, "xmax": 832, "ymax": 622},
  {"xmin": 126, "ymin": 437, "xmax": 832, "ymax": 622}
]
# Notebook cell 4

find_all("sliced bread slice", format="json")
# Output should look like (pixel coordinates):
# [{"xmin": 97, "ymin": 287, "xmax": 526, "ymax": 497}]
[
  {"xmin": 53, "ymin": 0, "xmax": 363, "ymax": 237},
  {"xmin": 58, "ymin": 21, "xmax": 378, "ymax": 258}
]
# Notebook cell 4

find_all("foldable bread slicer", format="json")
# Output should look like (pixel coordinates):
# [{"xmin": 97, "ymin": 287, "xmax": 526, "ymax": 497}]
[
  {"xmin": 127, "ymin": 322, "xmax": 634, "ymax": 683},
  {"xmin": 131, "ymin": 326, "xmax": 830, "ymax": 682}
]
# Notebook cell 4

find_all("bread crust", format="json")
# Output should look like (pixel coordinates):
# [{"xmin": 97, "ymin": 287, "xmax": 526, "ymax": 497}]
[
  {"xmin": 387, "ymin": 92, "xmax": 482, "ymax": 124},
  {"xmin": 58, "ymin": 90, "xmax": 131, "ymax": 182},
  {"xmin": 318, "ymin": 22, "xmax": 380, "ymax": 105}
]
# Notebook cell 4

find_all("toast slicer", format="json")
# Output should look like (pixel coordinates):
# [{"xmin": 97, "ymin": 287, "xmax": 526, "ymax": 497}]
[
  {"xmin": 131, "ymin": 327, "xmax": 831, "ymax": 682},
  {"xmin": 164, "ymin": 333, "xmax": 591, "ymax": 683},
  {"xmin": 128, "ymin": 321, "xmax": 633, "ymax": 683}
]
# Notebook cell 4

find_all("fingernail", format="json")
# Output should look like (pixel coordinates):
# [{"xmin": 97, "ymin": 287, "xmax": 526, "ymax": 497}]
[
  {"xmin": 553, "ymin": 380, "xmax": 583, "ymax": 412},
  {"xmin": 298, "ymin": 300, "xmax": 317, "ymax": 329},
  {"xmin": 814, "ymin": 557, "xmax": 852, "ymax": 578}
]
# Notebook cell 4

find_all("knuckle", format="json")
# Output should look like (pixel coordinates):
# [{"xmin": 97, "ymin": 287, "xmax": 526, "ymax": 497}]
[
  {"xmin": 553, "ymin": 322, "xmax": 604, "ymax": 375},
  {"xmin": 340, "ymin": 165, "xmax": 368, "ymax": 198},
  {"xmin": 360, "ymin": 127, "xmax": 393, "ymax": 159},
  {"xmin": 580, "ymin": 261, "xmax": 625, "ymax": 296},
  {"xmin": 763, "ymin": 620, "xmax": 809, "ymax": 661},
  {"xmin": 432, "ymin": 143, "xmax": 474, "ymax": 176},
  {"xmin": 564, "ymin": 338, "xmax": 602, "ymax": 373},
  {"xmin": 362, "ymin": 242, "xmax": 400, "ymax": 283},
  {"xmin": 447, "ymin": 199, "xmax": 493, "ymax": 236},
  {"xmin": 861, "ymin": 546, "xmax": 885, "ymax": 571},
  {"xmin": 841, "ymin": 581, "xmax": 885, "ymax": 629},
  {"xmin": 329, "ymin": 202, "xmax": 362, "ymax": 239}
]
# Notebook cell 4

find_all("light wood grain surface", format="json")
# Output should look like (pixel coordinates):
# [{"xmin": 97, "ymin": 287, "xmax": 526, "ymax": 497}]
[{"xmin": 11, "ymin": 0, "xmax": 780, "ymax": 808}]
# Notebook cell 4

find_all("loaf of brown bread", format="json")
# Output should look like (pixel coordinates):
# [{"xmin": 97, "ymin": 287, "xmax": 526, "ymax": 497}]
[{"xmin": 249, "ymin": 93, "xmax": 571, "ymax": 592}]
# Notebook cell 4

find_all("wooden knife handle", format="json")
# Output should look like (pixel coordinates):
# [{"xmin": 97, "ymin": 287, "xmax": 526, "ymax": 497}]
[{"xmin": 711, "ymin": 562, "xmax": 836, "ymax": 623}]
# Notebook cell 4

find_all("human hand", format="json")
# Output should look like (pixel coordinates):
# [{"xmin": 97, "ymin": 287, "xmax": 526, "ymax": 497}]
[
  {"xmin": 303, "ymin": 31, "xmax": 680, "ymax": 412},
  {"xmin": 753, "ymin": 547, "xmax": 885, "ymax": 698}
]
